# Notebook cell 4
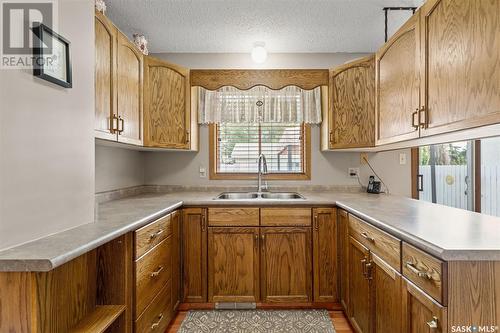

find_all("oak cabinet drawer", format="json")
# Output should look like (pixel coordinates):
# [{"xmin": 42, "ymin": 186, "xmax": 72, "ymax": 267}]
[
  {"xmin": 135, "ymin": 280, "xmax": 172, "ymax": 333},
  {"xmin": 261, "ymin": 208, "xmax": 311, "ymax": 226},
  {"xmin": 348, "ymin": 214, "xmax": 401, "ymax": 271},
  {"xmin": 135, "ymin": 237, "xmax": 172, "ymax": 316},
  {"xmin": 402, "ymin": 242, "xmax": 446, "ymax": 304},
  {"xmin": 135, "ymin": 214, "xmax": 172, "ymax": 259},
  {"xmin": 208, "ymin": 208, "xmax": 260, "ymax": 226}
]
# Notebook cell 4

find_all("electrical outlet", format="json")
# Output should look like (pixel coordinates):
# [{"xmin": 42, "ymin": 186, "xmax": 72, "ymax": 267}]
[
  {"xmin": 399, "ymin": 153, "xmax": 407, "ymax": 165},
  {"xmin": 348, "ymin": 167, "xmax": 360, "ymax": 178}
]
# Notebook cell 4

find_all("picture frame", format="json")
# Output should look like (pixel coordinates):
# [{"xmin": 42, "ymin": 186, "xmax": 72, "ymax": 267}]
[{"xmin": 32, "ymin": 23, "xmax": 72, "ymax": 88}]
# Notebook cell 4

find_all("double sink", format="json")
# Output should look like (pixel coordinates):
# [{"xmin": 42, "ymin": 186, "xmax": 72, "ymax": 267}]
[{"xmin": 215, "ymin": 191, "xmax": 305, "ymax": 200}]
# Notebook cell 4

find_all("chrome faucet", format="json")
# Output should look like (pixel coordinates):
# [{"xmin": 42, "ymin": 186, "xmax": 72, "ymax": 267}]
[{"xmin": 257, "ymin": 154, "xmax": 268, "ymax": 193}]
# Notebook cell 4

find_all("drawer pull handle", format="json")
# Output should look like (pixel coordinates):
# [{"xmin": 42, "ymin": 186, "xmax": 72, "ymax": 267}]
[
  {"xmin": 149, "ymin": 229, "xmax": 164, "ymax": 241},
  {"xmin": 406, "ymin": 262, "xmax": 432, "ymax": 279},
  {"xmin": 151, "ymin": 313, "xmax": 164, "ymax": 329},
  {"xmin": 361, "ymin": 232, "xmax": 375, "ymax": 242},
  {"xmin": 150, "ymin": 266, "xmax": 164, "ymax": 278},
  {"xmin": 426, "ymin": 316, "xmax": 438, "ymax": 329}
]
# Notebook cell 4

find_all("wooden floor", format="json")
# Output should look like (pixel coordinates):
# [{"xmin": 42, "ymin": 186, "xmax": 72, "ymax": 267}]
[{"xmin": 165, "ymin": 310, "xmax": 353, "ymax": 332}]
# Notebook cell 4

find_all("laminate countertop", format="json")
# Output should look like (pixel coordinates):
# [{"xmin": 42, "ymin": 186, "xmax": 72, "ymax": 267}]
[{"xmin": 1, "ymin": 190, "xmax": 500, "ymax": 272}]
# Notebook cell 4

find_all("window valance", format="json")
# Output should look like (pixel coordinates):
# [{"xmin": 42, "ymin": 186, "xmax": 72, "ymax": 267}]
[{"xmin": 198, "ymin": 86, "xmax": 322, "ymax": 124}]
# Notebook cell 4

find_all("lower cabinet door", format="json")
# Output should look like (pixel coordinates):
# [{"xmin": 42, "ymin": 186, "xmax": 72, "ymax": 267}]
[
  {"xmin": 312, "ymin": 207, "xmax": 338, "ymax": 302},
  {"xmin": 171, "ymin": 210, "xmax": 181, "ymax": 311},
  {"xmin": 338, "ymin": 209, "xmax": 350, "ymax": 313},
  {"xmin": 208, "ymin": 227, "xmax": 260, "ymax": 302},
  {"xmin": 402, "ymin": 278, "xmax": 447, "ymax": 333},
  {"xmin": 372, "ymin": 254, "xmax": 402, "ymax": 333},
  {"xmin": 182, "ymin": 208, "xmax": 207, "ymax": 302},
  {"xmin": 348, "ymin": 236, "xmax": 371, "ymax": 333},
  {"xmin": 261, "ymin": 227, "xmax": 312, "ymax": 302}
]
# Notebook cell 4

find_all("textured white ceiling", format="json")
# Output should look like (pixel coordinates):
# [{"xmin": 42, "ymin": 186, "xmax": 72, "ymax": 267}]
[{"xmin": 106, "ymin": 0, "xmax": 423, "ymax": 53}]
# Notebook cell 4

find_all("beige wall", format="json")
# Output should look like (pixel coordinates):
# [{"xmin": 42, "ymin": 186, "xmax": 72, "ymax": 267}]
[
  {"xmin": 0, "ymin": 0, "xmax": 95, "ymax": 250},
  {"xmin": 95, "ymin": 145, "xmax": 145, "ymax": 193}
]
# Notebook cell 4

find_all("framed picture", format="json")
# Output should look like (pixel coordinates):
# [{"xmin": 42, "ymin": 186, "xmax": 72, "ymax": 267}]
[{"xmin": 32, "ymin": 23, "xmax": 72, "ymax": 88}]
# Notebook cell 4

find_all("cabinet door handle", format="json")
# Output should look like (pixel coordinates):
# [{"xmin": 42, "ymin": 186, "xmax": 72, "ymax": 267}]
[
  {"xmin": 419, "ymin": 106, "xmax": 427, "ymax": 128},
  {"xmin": 426, "ymin": 316, "xmax": 438, "ymax": 329},
  {"xmin": 149, "ymin": 229, "xmax": 164, "ymax": 241},
  {"xmin": 405, "ymin": 262, "xmax": 432, "ymax": 279},
  {"xmin": 151, "ymin": 313, "xmax": 164, "ymax": 329},
  {"xmin": 329, "ymin": 130, "xmax": 334, "ymax": 144},
  {"xmin": 150, "ymin": 265, "xmax": 164, "ymax": 278},
  {"xmin": 118, "ymin": 116, "xmax": 124, "ymax": 134},
  {"xmin": 201, "ymin": 215, "xmax": 206, "ymax": 232},
  {"xmin": 313, "ymin": 215, "xmax": 319, "ymax": 230},
  {"xmin": 185, "ymin": 130, "xmax": 190, "ymax": 143},
  {"xmin": 361, "ymin": 258, "xmax": 368, "ymax": 277},
  {"xmin": 254, "ymin": 234, "xmax": 259, "ymax": 249},
  {"xmin": 110, "ymin": 114, "xmax": 119, "ymax": 133},
  {"xmin": 360, "ymin": 232, "xmax": 375, "ymax": 242},
  {"xmin": 412, "ymin": 109, "xmax": 419, "ymax": 130}
]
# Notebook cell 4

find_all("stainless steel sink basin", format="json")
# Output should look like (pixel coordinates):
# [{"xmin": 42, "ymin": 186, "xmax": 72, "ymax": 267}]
[
  {"xmin": 260, "ymin": 192, "xmax": 304, "ymax": 199},
  {"xmin": 214, "ymin": 192, "xmax": 305, "ymax": 200},
  {"xmin": 215, "ymin": 192, "xmax": 259, "ymax": 200}
]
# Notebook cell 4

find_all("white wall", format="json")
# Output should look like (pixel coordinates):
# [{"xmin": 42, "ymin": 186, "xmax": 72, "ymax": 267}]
[
  {"xmin": 95, "ymin": 145, "xmax": 145, "ymax": 193},
  {"xmin": 0, "ymin": 0, "xmax": 95, "ymax": 250}
]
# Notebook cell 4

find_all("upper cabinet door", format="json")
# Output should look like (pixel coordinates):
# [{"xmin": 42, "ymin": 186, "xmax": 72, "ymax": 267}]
[
  {"xmin": 420, "ymin": 0, "xmax": 500, "ymax": 137},
  {"xmin": 329, "ymin": 56, "xmax": 375, "ymax": 149},
  {"xmin": 94, "ymin": 11, "xmax": 117, "ymax": 141},
  {"xmin": 143, "ymin": 56, "xmax": 191, "ymax": 149},
  {"xmin": 116, "ymin": 31, "xmax": 143, "ymax": 146},
  {"xmin": 376, "ymin": 12, "xmax": 421, "ymax": 145}
]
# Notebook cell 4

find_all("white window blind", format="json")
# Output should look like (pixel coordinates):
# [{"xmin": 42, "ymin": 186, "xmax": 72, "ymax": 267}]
[{"xmin": 216, "ymin": 122, "xmax": 305, "ymax": 174}]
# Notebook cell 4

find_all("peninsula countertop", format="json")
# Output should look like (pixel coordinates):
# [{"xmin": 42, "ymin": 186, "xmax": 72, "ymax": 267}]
[{"xmin": 1, "ymin": 189, "xmax": 500, "ymax": 272}]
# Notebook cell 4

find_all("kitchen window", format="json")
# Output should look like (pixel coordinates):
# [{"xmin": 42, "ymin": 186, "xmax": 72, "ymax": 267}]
[
  {"xmin": 200, "ymin": 85, "xmax": 320, "ymax": 180},
  {"xmin": 209, "ymin": 123, "xmax": 311, "ymax": 180}
]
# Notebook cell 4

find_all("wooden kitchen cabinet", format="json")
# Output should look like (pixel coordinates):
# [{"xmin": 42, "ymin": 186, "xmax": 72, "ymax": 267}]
[
  {"xmin": 182, "ymin": 208, "xmax": 207, "ymax": 302},
  {"xmin": 208, "ymin": 227, "xmax": 260, "ymax": 302},
  {"xmin": 115, "ymin": 31, "xmax": 143, "ymax": 145},
  {"xmin": 348, "ymin": 236, "xmax": 371, "ymax": 333},
  {"xmin": 419, "ymin": 0, "xmax": 500, "ymax": 137},
  {"xmin": 170, "ymin": 210, "xmax": 181, "ymax": 311},
  {"xmin": 327, "ymin": 56, "xmax": 375, "ymax": 149},
  {"xmin": 260, "ymin": 227, "xmax": 312, "ymax": 303},
  {"xmin": 372, "ymin": 254, "xmax": 402, "ymax": 333},
  {"xmin": 94, "ymin": 10, "xmax": 117, "ymax": 141},
  {"xmin": 143, "ymin": 56, "xmax": 192, "ymax": 149},
  {"xmin": 95, "ymin": 11, "xmax": 143, "ymax": 146},
  {"xmin": 375, "ymin": 11, "xmax": 421, "ymax": 145},
  {"xmin": 402, "ymin": 278, "xmax": 447, "ymax": 333},
  {"xmin": 312, "ymin": 208, "xmax": 337, "ymax": 302},
  {"xmin": 338, "ymin": 209, "xmax": 349, "ymax": 313}
]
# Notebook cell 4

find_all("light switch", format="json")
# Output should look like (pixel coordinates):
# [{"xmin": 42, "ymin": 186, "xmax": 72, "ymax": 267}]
[
  {"xmin": 399, "ymin": 153, "xmax": 407, "ymax": 165},
  {"xmin": 199, "ymin": 166, "xmax": 206, "ymax": 178}
]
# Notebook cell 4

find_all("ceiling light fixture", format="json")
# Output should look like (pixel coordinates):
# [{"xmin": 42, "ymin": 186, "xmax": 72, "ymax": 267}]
[{"xmin": 251, "ymin": 42, "xmax": 267, "ymax": 64}]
